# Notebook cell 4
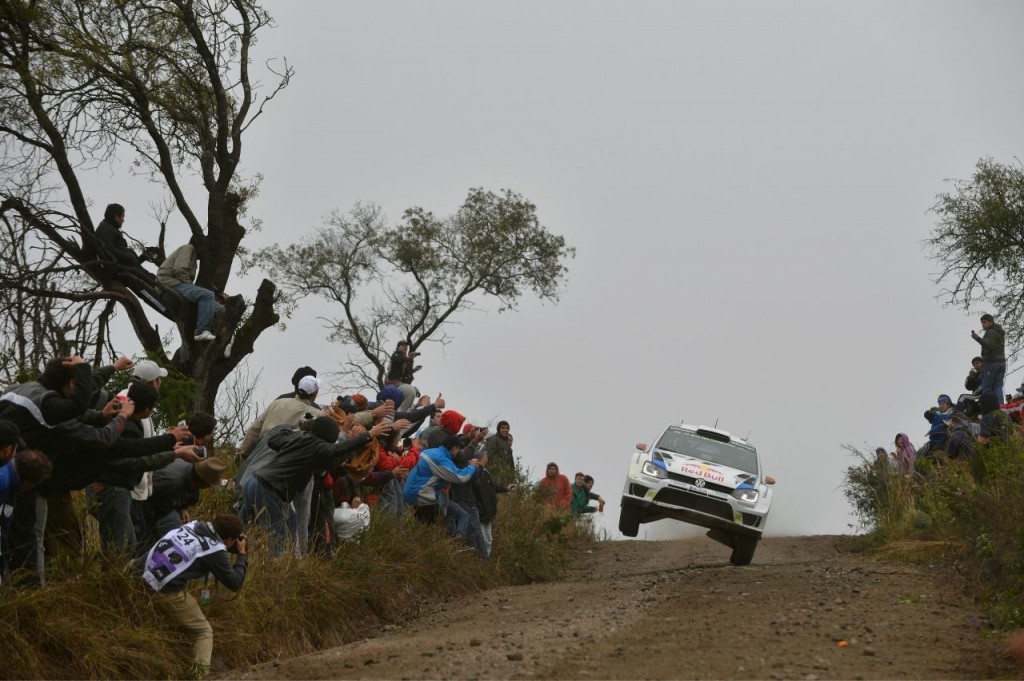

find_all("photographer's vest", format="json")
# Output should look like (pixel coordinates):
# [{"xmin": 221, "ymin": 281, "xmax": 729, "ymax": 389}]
[{"xmin": 142, "ymin": 521, "xmax": 225, "ymax": 592}]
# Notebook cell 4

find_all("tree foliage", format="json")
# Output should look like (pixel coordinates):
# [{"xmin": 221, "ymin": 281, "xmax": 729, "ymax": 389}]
[
  {"xmin": 929, "ymin": 157, "xmax": 1024, "ymax": 352},
  {"xmin": 0, "ymin": 0, "xmax": 289, "ymax": 410},
  {"xmin": 255, "ymin": 188, "xmax": 576, "ymax": 388}
]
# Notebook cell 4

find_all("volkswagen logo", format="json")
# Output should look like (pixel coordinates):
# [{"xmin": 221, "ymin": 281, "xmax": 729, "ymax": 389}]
[{"xmin": 693, "ymin": 478, "xmax": 706, "ymax": 488}]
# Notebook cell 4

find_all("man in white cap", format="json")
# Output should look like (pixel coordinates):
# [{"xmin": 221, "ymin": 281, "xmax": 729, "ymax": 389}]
[
  {"xmin": 126, "ymin": 359, "xmax": 170, "ymax": 545},
  {"xmin": 239, "ymin": 375, "xmax": 324, "ymax": 460}
]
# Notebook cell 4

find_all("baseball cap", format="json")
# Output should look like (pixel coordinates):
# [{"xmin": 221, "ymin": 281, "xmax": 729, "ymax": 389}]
[
  {"xmin": 133, "ymin": 359, "xmax": 168, "ymax": 382},
  {"xmin": 297, "ymin": 375, "xmax": 321, "ymax": 395}
]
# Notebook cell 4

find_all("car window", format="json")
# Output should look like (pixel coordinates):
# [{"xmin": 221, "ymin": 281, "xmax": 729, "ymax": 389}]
[{"xmin": 655, "ymin": 430, "xmax": 758, "ymax": 474}]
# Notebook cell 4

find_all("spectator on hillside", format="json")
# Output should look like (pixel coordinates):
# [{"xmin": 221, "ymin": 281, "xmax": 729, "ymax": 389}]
[
  {"xmin": 471, "ymin": 451, "xmax": 512, "ymax": 558},
  {"xmin": 156, "ymin": 234, "xmax": 227, "ymax": 343},
  {"xmin": 0, "ymin": 449, "xmax": 52, "ymax": 585},
  {"xmin": 385, "ymin": 341, "xmax": 421, "ymax": 411},
  {"xmin": 239, "ymin": 375, "xmax": 324, "ymax": 460},
  {"xmin": 141, "ymin": 515, "xmax": 248, "ymax": 677},
  {"xmin": 978, "ymin": 393, "xmax": 1013, "ymax": 445},
  {"xmin": 143, "ymin": 458, "xmax": 228, "ymax": 547},
  {"xmin": 965, "ymin": 356, "xmax": 983, "ymax": 394},
  {"xmin": 87, "ymin": 382, "xmax": 200, "ymax": 553},
  {"xmin": 537, "ymin": 462, "xmax": 571, "ymax": 512},
  {"xmin": 0, "ymin": 421, "xmax": 25, "ymax": 465},
  {"xmin": 946, "ymin": 413, "xmax": 975, "ymax": 460},
  {"xmin": 570, "ymin": 472, "xmax": 596, "ymax": 516},
  {"xmin": 972, "ymin": 313, "xmax": 1006, "ymax": 404},
  {"xmin": 894, "ymin": 433, "xmax": 917, "ymax": 476},
  {"xmin": 921, "ymin": 394, "xmax": 955, "ymax": 459},
  {"xmin": 276, "ymin": 366, "xmax": 318, "ymax": 403},
  {"xmin": 0, "ymin": 355, "xmax": 93, "ymax": 582},
  {"xmin": 403, "ymin": 433, "xmax": 478, "ymax": 524},
  {"xmin": 483, "ymin": 420, "xmax": 514, "ymax": 481},
  {"xmin": 451, "ymin": 437, "xmax": 488, "ymax": 555},
  {"xmin": 583, "ymin": 475, "xmax": 606, "ymax": 512},
  {"xmin": 124, "ymin": 359, "xmax": 169, "ymax": 545}
]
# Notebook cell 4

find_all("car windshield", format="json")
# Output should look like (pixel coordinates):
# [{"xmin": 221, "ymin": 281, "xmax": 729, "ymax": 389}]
[{"xmin": 655, "ymin": 430, "xmax": 758, "ymax": 474}]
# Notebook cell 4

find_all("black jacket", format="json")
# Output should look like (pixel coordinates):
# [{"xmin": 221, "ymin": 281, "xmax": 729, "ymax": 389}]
[
  {"xmin": 257, "ymin": 430, "xmax": 372, "ymax": 503},
  {"xmin": 471, "ymin": 466, "xmax": 508, "ymax": 522}
]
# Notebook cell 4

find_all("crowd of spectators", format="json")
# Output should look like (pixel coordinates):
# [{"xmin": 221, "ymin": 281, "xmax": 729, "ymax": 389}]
[
  {"xmin": 876, "ymin": 313, "xmax": 1018, "ymax": 473},
  {"xmin": 0, "ymin": 203, "xmax": 604, "ymax": 674}
]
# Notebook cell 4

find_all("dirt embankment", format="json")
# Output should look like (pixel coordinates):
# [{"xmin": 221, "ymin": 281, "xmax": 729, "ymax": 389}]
[{"xmin": 231, "ymin": 536, "xmax": 1010, "ymax": 680}]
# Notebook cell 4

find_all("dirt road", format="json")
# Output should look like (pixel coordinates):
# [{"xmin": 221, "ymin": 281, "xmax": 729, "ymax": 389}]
[{"xmin": 233, "ymin": 536, "xmax": 1007, "ymax": 680}]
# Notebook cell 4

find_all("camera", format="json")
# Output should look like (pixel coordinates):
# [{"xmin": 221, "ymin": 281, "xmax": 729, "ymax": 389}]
[{"xmin": 193, "ymin": 445, "xmax": 207, "ymax": 459}]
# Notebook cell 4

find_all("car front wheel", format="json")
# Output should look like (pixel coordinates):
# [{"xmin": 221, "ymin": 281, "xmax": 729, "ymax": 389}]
[
  {"xmin": 618, "ymin": 503, "xmax": 643, "ymax": 537},
  {"xmin": 729, "ymin": 533, "xmax": 758, "ymax": 565}
]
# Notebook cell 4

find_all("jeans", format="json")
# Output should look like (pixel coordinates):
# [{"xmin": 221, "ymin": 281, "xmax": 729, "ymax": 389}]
[
  {"xmin": 172, "ymin": 283, "xmax": 223, "ymax": 333},
  {"xmin": 456, "ymin": 501, "xmax": 487, "ymax": 557},
  {"xmin": 86, "ymin": 485, "xmax": 136, "ymax": 553},
  {"xmin": 480, "ymin": 521, "xmax": 493, "ymax": 557},
  {"xmin": 981, "ymin": 360, "xmax": 1006, "ymax": 404},
  {"xmin": 240, "ymin": 477, "xmax": 291, "ymax": 556},
  {"xmin": 445, "ymin": 498, "xmax": 469, "ymax": 539}
]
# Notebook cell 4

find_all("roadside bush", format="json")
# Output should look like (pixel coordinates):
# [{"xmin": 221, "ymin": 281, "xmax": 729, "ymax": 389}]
[
  {"xmin": 843, "ymin": 436, "xmax": 1024, "ymax": 628},
  {"xmin": 0, "ymin": 450, "xmax": 596, "ymax": 679}
]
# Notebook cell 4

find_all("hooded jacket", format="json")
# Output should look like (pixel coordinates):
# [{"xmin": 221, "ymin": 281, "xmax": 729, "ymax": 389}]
[
  {"xmin": 402, "ymin": 445, "xmax": 476, "ymax": 506},
  {"xmin": 537, "ymin": 462, "xmax": 571, "ymax": 511}
]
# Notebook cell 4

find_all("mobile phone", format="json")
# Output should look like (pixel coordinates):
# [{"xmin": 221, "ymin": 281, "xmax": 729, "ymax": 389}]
[{"xmin": 193, "ymin": 445, "xmax": 207, "ymax": 459}]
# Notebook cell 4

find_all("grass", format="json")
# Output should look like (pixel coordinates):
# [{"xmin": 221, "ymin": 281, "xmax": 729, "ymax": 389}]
[{"xmin": 0, "ymin": 456, "xmax": 596, "ymax": 680}]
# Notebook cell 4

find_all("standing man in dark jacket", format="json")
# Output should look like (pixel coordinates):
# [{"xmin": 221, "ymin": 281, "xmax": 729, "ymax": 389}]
[
  {"xmin": 483, "ymin": 421, "xmax": 515, "ymax": 484},
  {"xmin": 973, "ymin": 313, "xmax": 1006, "ymax": 404},
  {"xmin": 240, "ymin": 416, "xmax": 390, "ymax": 554},
  {"xmin": 141, "ymin": 515, "xmax": 247, "ymax": 677},
  {"xmin": 385, "ymin": 341, "xmax": 421, "ymax": 411},
  {"xmin": 471, "ymin": 451, "xmax": 512, "ymax": 558}
]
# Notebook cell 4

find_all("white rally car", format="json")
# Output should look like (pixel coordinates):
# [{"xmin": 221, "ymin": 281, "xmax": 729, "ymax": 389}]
[{"xmin": 618, "ymin": 422, "xmax": 775, "ymax": 565}]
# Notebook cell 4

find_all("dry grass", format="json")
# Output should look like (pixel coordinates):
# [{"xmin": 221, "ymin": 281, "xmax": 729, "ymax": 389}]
[{"xmin": 0, "ymin": 461, "xmax": 595, "ymax": 680}]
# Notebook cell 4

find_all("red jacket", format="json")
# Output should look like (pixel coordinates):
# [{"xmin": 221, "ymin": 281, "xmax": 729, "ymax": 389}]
[{"xmin": 538, "ymin": 473, "xmax": 572, "ymax": 511}]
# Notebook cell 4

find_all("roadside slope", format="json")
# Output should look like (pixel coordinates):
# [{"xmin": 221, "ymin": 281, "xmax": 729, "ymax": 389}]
[{"xmin": 232, "ymin": 536, "xmax": 1006, "ymax": 680}]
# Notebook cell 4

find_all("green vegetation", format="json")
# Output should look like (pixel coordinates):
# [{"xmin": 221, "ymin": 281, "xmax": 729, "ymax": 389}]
[
  {"xmin": 0, "ymin": 455, "xmax": 594, "ymax": 680},
  {"xmin": 843, "ymin": 438, "xmax": 1024, "ymax": 628}
]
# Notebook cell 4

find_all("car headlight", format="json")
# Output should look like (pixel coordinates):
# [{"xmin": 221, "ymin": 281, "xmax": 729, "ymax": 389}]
[
  {"xmin": 641, "ymin": 461, "xmax": 667, "ymax": 479},
  {"xmin": 731, "ymin": 488, "xmax": 759, "ymax": 503}
]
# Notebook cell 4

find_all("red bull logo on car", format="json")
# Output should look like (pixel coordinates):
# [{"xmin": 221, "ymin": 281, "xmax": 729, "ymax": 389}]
[{"xmin": 679, "ymin": 462, "xmax": 725, "ymax": 483}]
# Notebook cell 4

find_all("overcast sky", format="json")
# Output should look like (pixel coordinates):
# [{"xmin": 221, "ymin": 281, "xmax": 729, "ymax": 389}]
[{"xmin": 87, "ymin": 1, "xmax": 1024, "ymax": 540}]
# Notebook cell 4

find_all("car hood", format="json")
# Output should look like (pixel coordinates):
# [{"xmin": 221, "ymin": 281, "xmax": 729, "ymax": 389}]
[{"xmin": 653, "ymin": 450, "xmax": 759, "ymax": 490}]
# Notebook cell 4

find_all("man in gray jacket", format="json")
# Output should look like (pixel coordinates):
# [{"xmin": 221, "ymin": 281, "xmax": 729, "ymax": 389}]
[{"xmin": 156, "ymin": 235, "xmax": 225, "ymax": 342}]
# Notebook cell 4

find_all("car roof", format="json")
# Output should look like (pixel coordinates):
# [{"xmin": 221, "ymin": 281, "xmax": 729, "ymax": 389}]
[{"xmin": 664, "ymin": 422, "xmax": 756, "ymax": 450}]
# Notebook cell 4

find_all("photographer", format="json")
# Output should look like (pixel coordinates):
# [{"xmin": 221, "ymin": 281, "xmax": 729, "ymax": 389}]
[{"xmin": 141, "ymin": 514, "xmax": 248, "ymax": 677}]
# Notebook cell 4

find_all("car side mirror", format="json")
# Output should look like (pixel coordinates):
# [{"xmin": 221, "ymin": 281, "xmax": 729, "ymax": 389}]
[
  {"xmin": 635, "ymin": 442, "xmax": 647, "ymax": 452},
  {"xmin": 765, "ymin": 476, "xmax": 776, "ymax": 485}
]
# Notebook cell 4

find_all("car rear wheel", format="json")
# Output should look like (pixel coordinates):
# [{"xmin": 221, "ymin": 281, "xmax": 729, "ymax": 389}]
[
  {"xmin": 729, "ymin": 534, "xmax": 758, "ymax": 565},
  {"xmin": 618, "ymin": 503, "xmax": 643, "ymax": 537}
]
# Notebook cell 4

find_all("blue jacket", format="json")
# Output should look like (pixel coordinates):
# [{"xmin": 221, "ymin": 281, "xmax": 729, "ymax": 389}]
[
  {"xmin": 403, "ymin": 446, "xmax": 476, "ymax": 507},
  {"xmin": 923, "ymin": 408, "xmax": 954, "ymax": 446},
  {"xmin": 0, "ymin": 461, "xmax": 23, "ymax": 578}
]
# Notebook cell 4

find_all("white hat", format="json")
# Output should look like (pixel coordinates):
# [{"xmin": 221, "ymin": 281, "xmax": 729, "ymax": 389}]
[
  {"xmin": 297, "ymin": 375, "xmax": 321, "ymax": 395},
  {"xmin": 133, "ymin": 359, "xmax": 168, "ymax": 382}
]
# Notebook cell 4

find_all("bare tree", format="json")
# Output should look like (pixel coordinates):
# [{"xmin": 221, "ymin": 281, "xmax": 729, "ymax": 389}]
[
  {"xmin": 0, "ymin": 0, "xmax": 290, "ymax": 411},
  {"xmin": 255, "ymin": 188, "xmax": 575, "ymax": 387}
]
